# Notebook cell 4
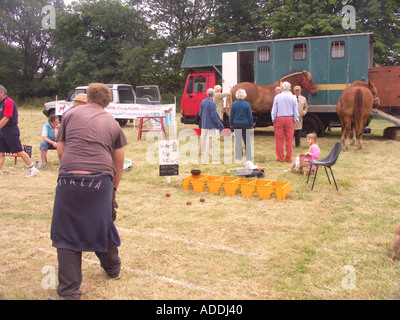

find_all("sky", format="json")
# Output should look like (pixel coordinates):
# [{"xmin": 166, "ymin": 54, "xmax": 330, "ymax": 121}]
[{"xmin": 64, "ymin": 0, "xmax": 77, "ymax": 6}]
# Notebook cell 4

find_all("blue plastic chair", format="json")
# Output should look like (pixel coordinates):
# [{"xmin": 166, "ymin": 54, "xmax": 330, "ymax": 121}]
[{"xmin": 307, "ymin": 142, "xmax": 343, "ymax": 191}]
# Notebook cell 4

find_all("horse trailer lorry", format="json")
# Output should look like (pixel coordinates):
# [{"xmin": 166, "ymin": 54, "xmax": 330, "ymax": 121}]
[{"xmin": 180, "ymin": 32, "xmax": 378, "ymax": 136}]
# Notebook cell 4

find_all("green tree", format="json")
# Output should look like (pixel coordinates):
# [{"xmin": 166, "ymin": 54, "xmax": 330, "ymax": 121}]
[
  {"xmin": 0, "ymin": 0, "xmax": 64, "ymax": 97},
  {"xmin": 266, "ymin": 0, "xmax": 399, "ymax": 65},
  {"xmin": 139, "ymin": 0, "xmax": 217, "ymax": 69},
  {"xmin": 268, "ymin": 0, "xmax": 345, "ymax": 38},
  {"xmin": 351, "ymin": 0, "xmax": 399, "ymax": 65},
  {"xmin": 0, "ymin": 41, "xmax": 24, "ymax": 97},
  {"xmin": 52, "ymin": 0, "xmax": 155, "ymax": 96},
  {"xmin": 209, "ymin": 0, "xmax": 273, "ymax": 43}
]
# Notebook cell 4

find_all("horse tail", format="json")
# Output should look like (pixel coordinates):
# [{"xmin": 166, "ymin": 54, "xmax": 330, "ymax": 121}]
[{"xmin": 354, "ymin": 88, "xmax": 363, "ymax": 134}]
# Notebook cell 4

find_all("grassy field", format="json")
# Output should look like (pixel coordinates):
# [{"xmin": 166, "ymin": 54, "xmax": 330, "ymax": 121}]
[{"xmin": 0, "ymin": 107, "xmax": 399, "ymax": 300}]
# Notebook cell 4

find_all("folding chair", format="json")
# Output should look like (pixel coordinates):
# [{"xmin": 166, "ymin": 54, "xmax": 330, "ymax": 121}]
[{"xmin": 307, "ymin": 142, "xmax": 343, "ymax": 191}]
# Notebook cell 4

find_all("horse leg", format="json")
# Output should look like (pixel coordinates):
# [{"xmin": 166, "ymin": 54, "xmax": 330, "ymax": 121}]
[
  {"xmin": 337, "ymin": 101, "xmax": 346, "ymax": 143},
  {"xmin": 354, "ymin": 88, "xmax": 364, "ymax": 150},
  {"xmin": 358, "ymin": 131, "xmax": 364, "ymax": 150},
  {"xmin": 344, "ymin": 118, "xmax": 352, "ymax": 150},
  {"xmin": 340, "ymin": 128, "xmax": 345, "ymax": 144},
  {"xmin": 350, "ymin": 126, "xmax": 357, "ymax": 146},
  {"xmin": 339, "ymin": 118, "xmax": 346, "ymax": 143}
]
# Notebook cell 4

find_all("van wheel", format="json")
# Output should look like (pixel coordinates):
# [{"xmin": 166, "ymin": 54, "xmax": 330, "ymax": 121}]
[
  {"xmin": 48, "ymin": 109, "xmax": 62, "ymax": 122},
  {"xmin": 117, "ymin": 119, "xmax": 128, "ymax": 126}
]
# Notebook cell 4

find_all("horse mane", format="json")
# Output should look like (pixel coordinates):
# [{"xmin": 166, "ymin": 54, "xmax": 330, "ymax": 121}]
[
  {"xmin": 351, "ymin": 80, "xmax": 377, "ymax": 97},
  {"xmin": 280, "ymin": 69, "xmax": 303, "ymax": 81}
]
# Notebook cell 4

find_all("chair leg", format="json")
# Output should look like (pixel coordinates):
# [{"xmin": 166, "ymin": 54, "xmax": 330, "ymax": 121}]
[
  {"xmin": 311, "ymin": 166, "xmax": 319, "ymax": 190},
  {"xmin": 307, "ymin": 165, "xmax": 312, "ymax": 184},
  {"xmin": 309, "ymin": 164, "xmax": 339, "ymax": 191},
  {"xmin": 324, "ymin": 166, "xmax": 331, "ymax": 185},
  {"xmin": 329, "ymin": 167, "xmax": 339, "ymax": 191}
]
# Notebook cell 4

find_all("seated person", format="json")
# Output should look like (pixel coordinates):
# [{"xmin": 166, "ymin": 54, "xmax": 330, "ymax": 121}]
[
  {"xmin": 284, "ymin": 132, "xmax": 320, "ymax": 175},
  {"xmin": 39, "ymin": 114, "xmax": 59, "ymax": 168}
]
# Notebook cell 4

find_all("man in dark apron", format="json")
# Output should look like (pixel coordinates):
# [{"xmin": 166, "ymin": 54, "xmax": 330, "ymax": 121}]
[{"xmin": 49, "ymin": 83, "xmax": 127, "ymax": 300}]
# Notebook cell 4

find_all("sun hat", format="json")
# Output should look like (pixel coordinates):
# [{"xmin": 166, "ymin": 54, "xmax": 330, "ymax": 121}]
[
  {"xmin": 293, "ymin": 85, "xmax": 301, "ymax": 91},
  {"xmin": 243, "ymin": 161, "xmax": 258, "ymax": 170},
  {"xmin": 73, "ymin": 93, "xmax": 87, "ymax": 103}
]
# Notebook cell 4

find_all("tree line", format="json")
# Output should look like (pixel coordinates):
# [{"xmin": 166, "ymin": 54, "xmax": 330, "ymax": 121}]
[{"xmin": 0, "ymin": 0, "xmax": 398, "ymax": 102}]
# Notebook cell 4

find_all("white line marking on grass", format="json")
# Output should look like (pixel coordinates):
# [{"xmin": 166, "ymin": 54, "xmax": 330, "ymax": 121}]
[
  {"xmin": 38, "ymin": 248, "xmax": 214, "ymax": 294},
  {"xmin": 118, "ymin": 227, "xmax": 263, "ymax": 259}
]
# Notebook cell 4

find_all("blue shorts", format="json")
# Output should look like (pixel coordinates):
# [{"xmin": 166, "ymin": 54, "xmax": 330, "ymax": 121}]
[
  {"xmin": 0, "ymin": 126, "xmax": 23, "ymax": 154},
  {"xmin": 40, "ymin": 140, "xmax": 56, "ymax": 151}
]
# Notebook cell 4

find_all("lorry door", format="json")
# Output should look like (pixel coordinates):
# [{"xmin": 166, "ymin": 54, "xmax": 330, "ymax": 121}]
[
  {"xmin": 222, "ymin": 52, "xmax": 238, "ymax": 93},
  {"xmin": 182, "ymin": 73, "xmax": 208, "ymax": 118},
  {"xmin": 238, "ymin": 51, "xmax": 254, "ymax": 83}
]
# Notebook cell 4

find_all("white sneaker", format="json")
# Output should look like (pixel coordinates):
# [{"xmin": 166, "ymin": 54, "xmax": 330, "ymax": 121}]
[{"xmin": 26, "ymin": 166, "xmax": 39, "ymax": 178}]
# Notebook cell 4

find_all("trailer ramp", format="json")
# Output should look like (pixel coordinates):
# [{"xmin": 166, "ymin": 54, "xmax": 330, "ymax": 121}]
[{"xmin": 371, "ymin": 108, "xmax": 400, "ymax": 127}]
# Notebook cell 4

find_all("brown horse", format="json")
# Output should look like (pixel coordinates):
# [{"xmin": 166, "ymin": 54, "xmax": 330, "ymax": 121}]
[
  {"xmin": 226, "ymin": 70, "xmax": 318, "ymax": 115},
  {"xmin": 336, "ymin": 81, "xmax": 380, "ymax": 150}
]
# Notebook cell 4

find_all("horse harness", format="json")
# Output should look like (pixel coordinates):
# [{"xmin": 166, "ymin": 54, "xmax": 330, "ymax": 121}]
[
  {"xmin": 279, "ymin": 71, "xmax": 316, "ymax": 94},
  {"xmin": 301, "ymin": 73, "xmax": 317, "ymax": 94}
]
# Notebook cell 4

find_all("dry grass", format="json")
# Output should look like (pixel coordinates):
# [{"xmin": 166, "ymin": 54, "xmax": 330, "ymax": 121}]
[{"xmin": 1, "ymin": 107, "xmax": 400, "ymax": 300}]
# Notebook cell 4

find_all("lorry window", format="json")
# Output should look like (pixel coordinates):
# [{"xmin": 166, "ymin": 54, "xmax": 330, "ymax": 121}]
[
  {"xmin": 258, "ymin": 46, "xmax": 270, "ymax": 62},
  {"xmin": 331, "ymin": 41, "xmax": 345, "ymax": 59},
  {"xmin": 194, "ymin": 76, "xmax": 206, "ymax": 93},
  {"xmin": 293, "ymin": 43, "xmax": 307, "ymax": 60},
  {"xmin": 118, "ymin": 86, "xmax": 135, "ymax": 103},
  {"xmin": 187, "ymin": 75, "xmax": 206, "ymax": 94},
  {"xmin": 187, "ymin": 76, "xmax": 194, "ymax": 94}
]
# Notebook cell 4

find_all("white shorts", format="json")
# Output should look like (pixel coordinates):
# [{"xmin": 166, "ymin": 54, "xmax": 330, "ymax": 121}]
[{"xmin": 295, "ymin": 156, "xmax": 301, "ymax": 168}]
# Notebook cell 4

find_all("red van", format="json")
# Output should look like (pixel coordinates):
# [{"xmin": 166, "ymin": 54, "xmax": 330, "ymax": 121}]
[{"xmin": 180, "ymin": 72, "xmax": 217, "ymax": 124}]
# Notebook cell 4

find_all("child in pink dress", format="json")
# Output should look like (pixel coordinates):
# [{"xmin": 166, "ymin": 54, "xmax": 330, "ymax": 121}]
[{"xmin": 284, "ymin": 132, "xmax": 320, "ymax": 174}]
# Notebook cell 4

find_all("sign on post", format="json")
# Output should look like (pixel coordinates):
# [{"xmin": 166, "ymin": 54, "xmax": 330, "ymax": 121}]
[
  {"xmin": 23, "ymin": 145, "xmax": 32, "ymax": 158},
  {"xmin": 159, "ymin": 140, "xmax": 179, "ymax": 177}
]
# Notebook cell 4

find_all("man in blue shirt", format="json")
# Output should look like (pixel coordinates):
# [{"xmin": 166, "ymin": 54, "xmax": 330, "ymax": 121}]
[
  {"xmin": 271, "ymin": 82, "xmax": 299, "ymax": 162},
  {"xmin": 198, "ymin": 88, "xmax": 224, "ymax": 160}
]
